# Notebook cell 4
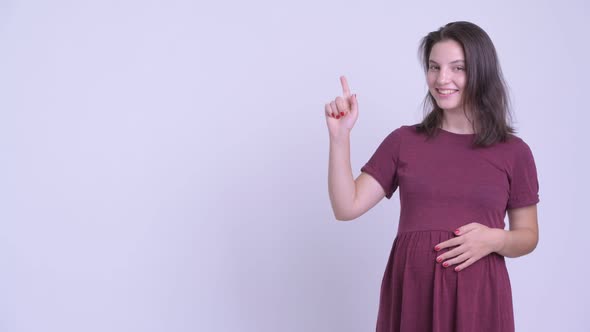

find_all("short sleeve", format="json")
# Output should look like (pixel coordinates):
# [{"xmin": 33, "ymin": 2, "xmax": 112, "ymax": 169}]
[
  {"xmin": 506, "ymin": 140, "xmax": 540, "ymax": 209},
  {"xmin": 360, "ymin": 127, "xmax": 403, "ymax": 199}
]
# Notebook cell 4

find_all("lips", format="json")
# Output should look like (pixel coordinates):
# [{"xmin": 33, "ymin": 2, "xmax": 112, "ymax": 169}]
[
  {"xmin": 436, "ymin": 88, "xmax": 459, "ymax": 95},
  {"xmin": 435, "ymin": 88, "xmax": 459, "ymax": 97}
]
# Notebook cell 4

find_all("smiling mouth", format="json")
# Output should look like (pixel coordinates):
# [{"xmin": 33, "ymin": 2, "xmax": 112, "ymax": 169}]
[{"xmin": 436, "ymin": 88, "xmax": 459, "ymax": 96}]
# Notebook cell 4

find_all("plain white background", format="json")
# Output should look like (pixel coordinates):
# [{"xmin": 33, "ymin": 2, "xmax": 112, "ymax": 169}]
[{"xmin": 1, "ymin": 0, "xmax": 588, "ymax": 331}]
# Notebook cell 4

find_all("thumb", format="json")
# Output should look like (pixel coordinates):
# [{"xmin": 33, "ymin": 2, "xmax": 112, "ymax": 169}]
[{"xmin": 350, "ymin": 94, "xmax": 358, "ymax": 114}]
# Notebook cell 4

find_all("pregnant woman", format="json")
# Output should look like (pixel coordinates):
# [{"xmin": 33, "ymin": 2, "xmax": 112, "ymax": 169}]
[{"xmin": 325, "ymin": 21, "xmax": 540, "ymax": 332}]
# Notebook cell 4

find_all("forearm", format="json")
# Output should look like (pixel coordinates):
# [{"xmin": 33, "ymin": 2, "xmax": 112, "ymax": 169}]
[
  {"xmin": 328, "ymin": 134, "xmax": 356, "ymax": 220},
  {"xmin": 495, "ymin": 228, "xmax": 538, "ymax": 258}
]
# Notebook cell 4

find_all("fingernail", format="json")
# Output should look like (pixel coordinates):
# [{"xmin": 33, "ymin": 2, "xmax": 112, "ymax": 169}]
[
  {"xmin": 436, "ymin": 257, "xmax": 442, "ymax": 263},
  {"xmin": 454, "ymin": 229, "xmax": 460, "ymax": 235},
  {"xmin": 336, "ymin": 115, "xmax": 340, "ymax": 119},
  {"xmin": 434, "ymin": 246, "xmax": 440, "ymax": 251},
  {"xmin": 340, "ymin": 112, "xmax": 344, "ymax": 116},
  {"xmin": 455, "ymin": 267, "xmax": 461, "ymax": 272},
  {"xmin": 443, "ymin": 262, "xmax": 449, "ymax": 267}
]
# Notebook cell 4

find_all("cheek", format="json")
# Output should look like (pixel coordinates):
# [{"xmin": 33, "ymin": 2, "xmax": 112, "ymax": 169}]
[
  {"xmin": 457, "ymin": 74, "xmax": 467, "ymax": 88},
  {"xmin": 426, "ymin": 74, "xmax": 436, "ymax": 88}
]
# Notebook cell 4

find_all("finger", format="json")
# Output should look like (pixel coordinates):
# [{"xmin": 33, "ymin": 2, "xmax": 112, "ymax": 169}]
[
  {"xmin": 327, "ymin": 103, "xmax": 337, "ymax": 118},
  {"xmin": 325, "ymin": 103, "xmax": 334, "ymax": 118},
  {"xmin": 454, "ymin": 257, "xmax": 477, "ymax": 272},
  {"xmin": 335, "ymin": 96, "xmax": 349, "ymax": 116},
  {"xmin": 442, "ymin": 252, "xmax": 471, "ymax": 268},
  {"xmin": 455, "ymin": 222, "xmax": 480, "ymax": 236},
  {"xmin": 330, "ymin": 101, "xmax": 340, "ymax": 119},
  {"xmin": 340, "ymin": 76, "xmax": 351, "ymax": 97},
  {"xmin": 435, "ymin": 245, "xmax": 466, "ymax": 263},
  {"xmin": 434, "ymin": 236, "xmax": 463, "ymax": 251}
]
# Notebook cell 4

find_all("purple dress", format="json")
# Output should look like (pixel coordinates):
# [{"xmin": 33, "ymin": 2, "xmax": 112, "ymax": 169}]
[{"xmin": 360, "ymin": 124, "xmax": 540, "ymax": 332}]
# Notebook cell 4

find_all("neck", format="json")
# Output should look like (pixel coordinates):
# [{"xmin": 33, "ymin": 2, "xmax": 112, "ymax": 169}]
[{"xmin": 439, "ymin": 108, "xmax": 475, "ymax": 134}]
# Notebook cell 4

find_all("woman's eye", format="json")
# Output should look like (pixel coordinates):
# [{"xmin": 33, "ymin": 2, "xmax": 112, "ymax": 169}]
[
  {"xmin": 456, "ymin": 67, "xmax": 465, "ymax": 71},
  {"xmin": 429, "ymin": 65, "xmax": 439, "ymax": 70}
]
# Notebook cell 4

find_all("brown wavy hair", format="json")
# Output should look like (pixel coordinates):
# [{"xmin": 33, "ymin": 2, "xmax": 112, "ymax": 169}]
[{"xmin": 415, "ymin": 21, "xmax": 516, "ymax": 147}]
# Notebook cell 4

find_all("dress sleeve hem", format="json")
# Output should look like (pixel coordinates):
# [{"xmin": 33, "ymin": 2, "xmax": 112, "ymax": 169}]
[
  {"xmin": 361, "ymin": 163, "xmax": 394, "ymax": 200},
  {"xmin": 506, "ymin": 196, "xmax": 540, "ymax": 210}
]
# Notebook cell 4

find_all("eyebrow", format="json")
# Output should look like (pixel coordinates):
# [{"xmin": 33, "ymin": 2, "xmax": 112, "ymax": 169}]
[{"xmin": 429, "ymin": 60, "xmax": 465, "ymax": 64}]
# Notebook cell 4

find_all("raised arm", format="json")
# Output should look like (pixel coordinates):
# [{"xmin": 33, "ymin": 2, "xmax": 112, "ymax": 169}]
[{"xmin": 325, "ymin": 76, "xmax": 387, "ymax": 221}]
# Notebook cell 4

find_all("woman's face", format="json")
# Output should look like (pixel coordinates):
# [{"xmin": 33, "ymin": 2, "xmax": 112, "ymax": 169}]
[{"xmin": 427, "ymin": 39, "xmax": 467, "ymax": 113}]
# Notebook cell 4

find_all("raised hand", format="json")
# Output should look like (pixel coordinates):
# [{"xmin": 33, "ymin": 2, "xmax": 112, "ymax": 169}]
[{"xmin": 325, "ymin": 75, "xmax": 359, "ymax": 138}]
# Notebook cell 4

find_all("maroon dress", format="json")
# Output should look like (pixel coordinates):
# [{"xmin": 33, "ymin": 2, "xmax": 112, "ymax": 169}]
[{"xmin": 360, "ymin": 124, "xmax": 540, "ymax": 332}]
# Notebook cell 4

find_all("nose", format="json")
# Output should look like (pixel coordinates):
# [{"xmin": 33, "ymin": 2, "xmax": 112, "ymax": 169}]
[{"xmin": 436, "ymin": 68, "xmax": 450, "ymax": 85}]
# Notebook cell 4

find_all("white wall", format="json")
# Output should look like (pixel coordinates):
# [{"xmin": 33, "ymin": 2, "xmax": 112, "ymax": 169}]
[{"xmin": 1, "ymin": 0, "xmax": 588, "ymax": 331}]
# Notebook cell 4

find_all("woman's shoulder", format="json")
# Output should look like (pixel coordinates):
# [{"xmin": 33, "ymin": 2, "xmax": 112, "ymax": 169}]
[
  {"xmin": 379, "ymin": 124, "xmax": 419, "ymax": 144},
  {"xmin": 501, "ymin": 132, "xmax": 534, "ymax": 151},
  {"xmin": 388, "ymin": 123, "xmax": 420, "ymax": 136},
  {"xmin": 484, "ymin": 132, "xmax": 536, "ymax": 163}
]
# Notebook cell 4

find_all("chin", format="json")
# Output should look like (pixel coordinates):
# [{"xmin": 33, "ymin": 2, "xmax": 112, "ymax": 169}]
[{"xmin": 436, "ymin": 102, "xmax": 460, "ymax": 109}]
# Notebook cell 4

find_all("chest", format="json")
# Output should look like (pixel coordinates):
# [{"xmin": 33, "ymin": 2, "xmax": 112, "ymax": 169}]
[{"xmin": 397, "ymin": 143, "xmax": 509, "ymax": 211}]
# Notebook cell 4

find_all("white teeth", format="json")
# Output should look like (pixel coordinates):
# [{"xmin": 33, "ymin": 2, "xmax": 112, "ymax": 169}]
[{"xmin": 438, "ymin": 89, "xmax": 458, "ymax": 95}]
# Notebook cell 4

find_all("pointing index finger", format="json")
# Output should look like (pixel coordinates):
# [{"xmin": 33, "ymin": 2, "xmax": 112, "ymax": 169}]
[{"xmin": 340, "ymin": 76, "xmax": 351, "ymax": 97}]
